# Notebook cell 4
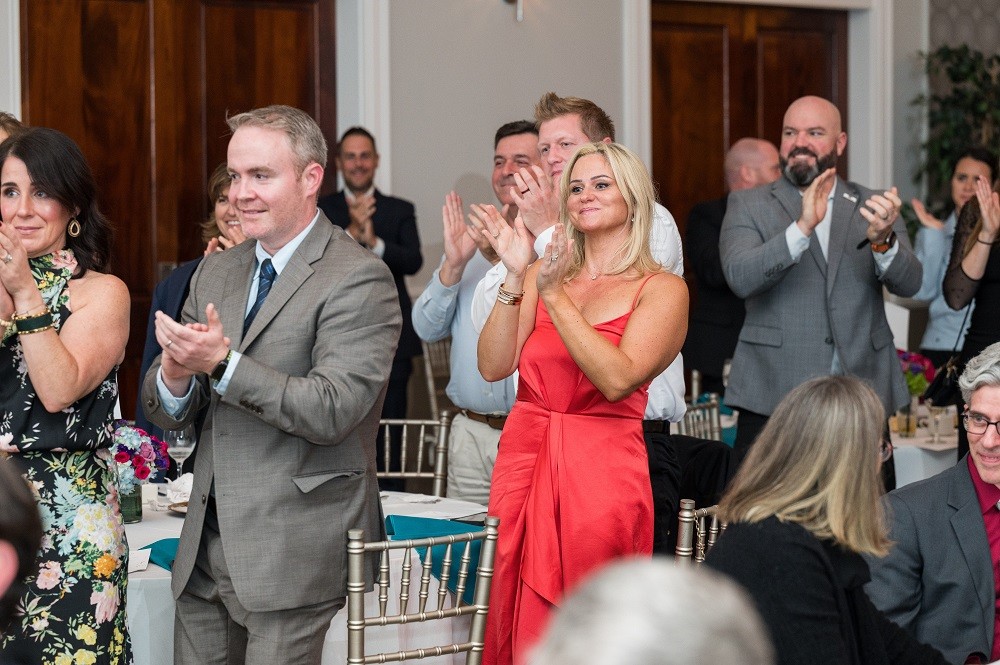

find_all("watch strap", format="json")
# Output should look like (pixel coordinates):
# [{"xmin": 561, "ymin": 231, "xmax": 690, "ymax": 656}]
[{"xmin": 210, "ymin": 350, "xmax": 233, "ymax": 383}]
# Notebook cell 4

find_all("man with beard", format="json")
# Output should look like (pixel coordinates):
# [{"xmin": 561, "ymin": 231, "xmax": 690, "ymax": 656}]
[
  {"xmin": 319, "ymin": 127, "xmax": 422, "ymax": 486},
  {"xmin": 720, "ymin": 96, "xmax": 921, "ymax": 471}
]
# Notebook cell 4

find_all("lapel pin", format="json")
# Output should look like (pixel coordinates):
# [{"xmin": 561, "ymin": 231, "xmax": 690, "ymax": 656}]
[{"xmin": 842, "ymin": 192, "xmax": 858, "ymax": 203}]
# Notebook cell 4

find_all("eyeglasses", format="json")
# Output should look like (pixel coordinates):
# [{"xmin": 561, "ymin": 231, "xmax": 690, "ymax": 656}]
[
  {"xmin": 963, "ymin": 413, "xmax": 1000, "ymax": 436},
  {"xmin": 879, "ymin": 437, "xmax": 893, "ymax": 463}
]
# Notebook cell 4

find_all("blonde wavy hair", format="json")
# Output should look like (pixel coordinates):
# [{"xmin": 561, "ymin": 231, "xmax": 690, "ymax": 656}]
[
  {"xmin": 558, "ymin": 142, "xmax": 661, "ymax": 280},
  {"xmin": 718, "ymin": 375, "xmax": 891, "ymax": 556}
]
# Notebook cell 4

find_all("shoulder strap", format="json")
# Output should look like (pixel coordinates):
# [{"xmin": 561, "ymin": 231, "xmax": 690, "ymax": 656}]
[{"xmin": 631, "ymin": 273, "xmax": 659, "ymax": 310}]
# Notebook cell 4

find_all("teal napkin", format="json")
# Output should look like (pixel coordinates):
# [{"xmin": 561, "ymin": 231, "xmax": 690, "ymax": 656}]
[
  {"xmin": 385, "ymin": 515, "xmax": 484, "ymax": 605},
  {"xmin": 140, "ymin": 538, "xmax": 179, "ymax": 571}
]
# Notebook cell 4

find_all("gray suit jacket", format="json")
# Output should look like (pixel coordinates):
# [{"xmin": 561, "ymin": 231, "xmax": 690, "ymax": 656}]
[
  {"xmin": 864, "ymin": 459, "xmax": 992, "ymax": 664},
  {"xmin": 141, "ymin": 215, "xmax": 401, "ymax": 612},
  {"xmin": 720, "ymin": 176, "xmax": 921, "ymax": 416}
]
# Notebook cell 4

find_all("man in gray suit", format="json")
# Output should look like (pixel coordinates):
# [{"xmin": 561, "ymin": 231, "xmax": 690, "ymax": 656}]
[
  {"xmin": 721, "ymin": 95, "xmax": 921, "ymax": 465},
  {"xmin": 865, "ymin": 342, "xmax": 1000, "ymax": 664},
  {"xmin": 142, "ymin": 105, "xmax": 401, "ymax": 663}
]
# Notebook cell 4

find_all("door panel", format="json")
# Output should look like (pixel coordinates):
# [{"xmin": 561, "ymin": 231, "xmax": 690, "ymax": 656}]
[{"xmin": 20, "ymin": 0, "xmax": 336, "ymax": 419}]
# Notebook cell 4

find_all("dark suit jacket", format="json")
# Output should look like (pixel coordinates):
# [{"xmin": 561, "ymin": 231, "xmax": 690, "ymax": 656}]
[
  {"xmin": 319, "ymin": 189, "xmax": 422, "ymax": 359},
  {"xmin": 682, "ymin": 195, "xmax": 745, "ymax": 377},
  {"xmin": 865, "ymin": 458, "xmax": 992, "ymax": 664},
  {"xmin": 134, "ymin": 257, "xmax": 203, "ymax": 438},
  {"xmin": 142, "ymin": 216, "xmax": 401, "ymax": 611},
  {"xmin": 707, "ymin": 517, "xmax": 948, "ymax": 665},
  {"xmin": 720, "ymin": 176, "xmax": 922, "ymax": 416}
]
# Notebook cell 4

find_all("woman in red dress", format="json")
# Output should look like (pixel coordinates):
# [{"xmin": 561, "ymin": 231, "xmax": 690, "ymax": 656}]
[{"xmin": 476, "ymin": 142, "xmax": 688, "ymax": 665}]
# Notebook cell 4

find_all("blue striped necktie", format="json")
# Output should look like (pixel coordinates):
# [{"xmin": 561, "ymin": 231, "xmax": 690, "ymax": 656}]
[{"xmin": 243, "ymin": 258, "xmax": 276, "ymax": 335}]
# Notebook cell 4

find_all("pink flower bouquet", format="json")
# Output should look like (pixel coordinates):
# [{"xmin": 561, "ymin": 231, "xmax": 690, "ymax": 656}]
[
  {"xmin": 111, "ymin": 420, "xmax": 168, "ymax": 494},
  {"xmin": 896, "ymin": 350, "xmax": 936, "ymax": 397}
]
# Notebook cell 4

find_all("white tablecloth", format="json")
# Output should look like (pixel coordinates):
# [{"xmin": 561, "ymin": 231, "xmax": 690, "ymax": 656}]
[
  {"xmin": 125, "ymin": 492, "xmax": 486, "ymax": 665},
  {"xmin": 891, "ymin": 427, "xmax": 958, "ymax": 488}
]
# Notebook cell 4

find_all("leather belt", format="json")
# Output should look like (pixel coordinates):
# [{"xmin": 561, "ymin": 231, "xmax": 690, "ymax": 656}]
[
  {"xmin": 462, "ymin": 410, "xmax": 508, "ymax": 431},
  {"xmin": 642, "ymin": 419, "xmax": 670, "ymax": 434}
]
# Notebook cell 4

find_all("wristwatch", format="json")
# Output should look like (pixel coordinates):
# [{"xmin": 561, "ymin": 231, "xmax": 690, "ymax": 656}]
[
  {"xmin": 871, "ymin": 231, "xmax": 896, "ymax": 254},
  {"xmin": 210, "ymin": 349, "xmax": 233, "ymax": 383}
]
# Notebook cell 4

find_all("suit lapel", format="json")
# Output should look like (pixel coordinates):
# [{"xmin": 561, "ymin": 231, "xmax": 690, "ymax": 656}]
[
  {"xmin": 948, "ymin": 464, "xmax": 995, "ymax": 640},
  {"xmin": 773, "ymin": 178, "xmax": 826, "ymax": 276},
  {"xmin": 826, "ymin": 179, "xmax": 861, "ymax": 294},
  {"xmin": 222, "ymin": 247, "xmax": 256, "ymax": 349},
  {"xmin": 239, "ymin": 217, "xmax": 333, "ymax": 349}
]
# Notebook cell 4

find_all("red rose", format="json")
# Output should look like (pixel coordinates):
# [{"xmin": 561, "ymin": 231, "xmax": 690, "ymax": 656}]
[
  {"xmin": 132, "ymin": 455, "xmax": 144, "ymax": 468},
  {"xmin": 135, "ymin": 465, "xmax": 151, "ymax": 480},
  {"xmin": 114, "ymin": 451, "xmax": 131, "ymax": 464}
]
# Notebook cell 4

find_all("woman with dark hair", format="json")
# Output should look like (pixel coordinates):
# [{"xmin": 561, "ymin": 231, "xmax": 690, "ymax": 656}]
[
  {"xmin": 944, "ymin": 163, "xmax": 1000, "ymax": 459},
  {"xmin": 705, "ymin": 375, "xmax": 949, "ymax": 665},
  {"xmin": 911, "ymin": 147, "xmax": 996, "ymax": 368},
  {"xmin": 0, "ymin": 128, "xmax": 131, "ymax": 663}
]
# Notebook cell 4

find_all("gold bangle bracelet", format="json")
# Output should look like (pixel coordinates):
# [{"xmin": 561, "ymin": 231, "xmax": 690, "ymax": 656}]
[
  {"xmin": 0, "ymin": 318, "xmax": 11, "ymax": 330},
  {"xmin": 17, "ymin": 324, "xmax": 54, "ymax": 335},
  {"xmin": 14, "ymin": 304, "xmax": 47, "ymax": 318},
  {"xmin": 497, "ymin": 285, "xmax": 524, "ymax": 306}
]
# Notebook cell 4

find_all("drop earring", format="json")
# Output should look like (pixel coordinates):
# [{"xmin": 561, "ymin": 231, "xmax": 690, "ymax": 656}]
[{"xmin": 67, "ymin": 218, "xmax": 81, "ymax": 237}]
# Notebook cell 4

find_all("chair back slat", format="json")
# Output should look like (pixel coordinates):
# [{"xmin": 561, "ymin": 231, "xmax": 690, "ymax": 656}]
[
  {"xmin": 676, "ymin": 396, "xmax": 723, "ymax": 441},
  {"xmin": 346, "ymin": 517, "xmax": 500, "ymax": 664},
  {"xmin": 378, "ymin": 411, "xmax": 454, "ymax": 497},
  {"xmin": 421, "ymin": 338, "xmax": 453, "ymax": 416},
  {"xmin": 675, "ymin": 499, "xmax": 724, "ymax": 564}
]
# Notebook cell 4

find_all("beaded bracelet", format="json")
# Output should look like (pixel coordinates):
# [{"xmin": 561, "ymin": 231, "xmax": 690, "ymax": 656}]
[
  {"xmin": 14, "ymin": 309, "xmax": 54, "ymax": 334},
  {"xmin": 497, "ymin": 285, "xmax": 524, "ymax": 306},
  {"xmin": 0, "ymin": 317, "xmax": 11, "ymax": 331}
]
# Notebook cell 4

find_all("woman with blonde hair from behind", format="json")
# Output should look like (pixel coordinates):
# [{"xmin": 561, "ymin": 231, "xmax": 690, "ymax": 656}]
[{"xmin": 705, "ymin": 375, "xmax": 949, "ymax": 665}]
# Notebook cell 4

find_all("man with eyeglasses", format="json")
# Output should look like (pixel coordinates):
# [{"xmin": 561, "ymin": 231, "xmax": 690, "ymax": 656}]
[{"xmin": 865, "ymin": 341, "xmax": 1000, "ymax": 664}]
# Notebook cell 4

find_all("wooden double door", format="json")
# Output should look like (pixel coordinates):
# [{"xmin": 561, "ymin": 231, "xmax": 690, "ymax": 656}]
[
  {"xmin": 19, "ymin": 0, "xmax": 336, "ymax": 418},
  {"xmin": 650, "ymin": 1, "xmax": 849, "ymax": 242}
]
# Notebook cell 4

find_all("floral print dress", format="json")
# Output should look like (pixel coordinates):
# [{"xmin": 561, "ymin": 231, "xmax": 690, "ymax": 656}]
[{"xmin": 0, "ymin": 250, "xmax": 132, "ymax": 665}]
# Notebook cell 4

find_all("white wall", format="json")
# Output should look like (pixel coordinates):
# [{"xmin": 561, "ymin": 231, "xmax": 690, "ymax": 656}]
[{"xmin": 0, "ymin": 0, "xmax": 20, "ymax": 118}]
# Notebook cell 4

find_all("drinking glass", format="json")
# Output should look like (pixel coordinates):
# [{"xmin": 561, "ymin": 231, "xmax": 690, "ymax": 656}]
[{"xmin": 163, "ymin": 425, "xmax": 197, "ymax": 473}]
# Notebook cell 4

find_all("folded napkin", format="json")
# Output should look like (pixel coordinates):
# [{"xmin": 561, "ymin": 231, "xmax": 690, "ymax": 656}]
[
  {"xmin": 385, "ymin": 515, "xmax": 484, "ymax": 605},
  {"xmin": 166, "ymin": 473, "xmax": 193, "ymax": 504},
  {"xmin": 140, "ymin": 538, "xmax": 180, "ymax": 571}
]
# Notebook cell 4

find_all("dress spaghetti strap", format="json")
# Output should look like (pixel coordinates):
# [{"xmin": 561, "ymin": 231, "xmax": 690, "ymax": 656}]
[{"xmin": 630, "ymin": 273, "xmax": 659, "ymax": 310}]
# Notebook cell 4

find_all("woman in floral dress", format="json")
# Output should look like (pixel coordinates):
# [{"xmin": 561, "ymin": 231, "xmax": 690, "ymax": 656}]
[{"xmin": 0, "ymin": 128, "xmax": 132, "ymax": 664}]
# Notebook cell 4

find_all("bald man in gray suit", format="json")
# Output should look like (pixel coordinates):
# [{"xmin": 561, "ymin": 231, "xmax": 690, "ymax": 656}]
[
  {"xmin": 142, "ymin": 105, "xmax": 400, "ymax": 664},
  {"xmin": 721, "ymin": 96, "xmax": 921, "ymax": 470}
]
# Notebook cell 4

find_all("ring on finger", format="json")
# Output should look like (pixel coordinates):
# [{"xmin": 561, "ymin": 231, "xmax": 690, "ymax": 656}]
[
  {"xmin": 2, "ymin": 254, "xmax": 12, "ymax": 264},
  {"xmin": 879, "ymin": 212, "xmax": 888, "ymax": 220},
  {"xmin": 492, "ymin": 230, "xmax": 500, "ymax": 238},
  {"xmin": 550, "ymin": 254, "xmax": 559, "ymax": 262},
  {"xmin": 520, "ymin": 189, "xmax": 530, "ymax": 195},
  {"xmin": 166, "ymin": 339, "xmax": 173, "ymax": 347}
]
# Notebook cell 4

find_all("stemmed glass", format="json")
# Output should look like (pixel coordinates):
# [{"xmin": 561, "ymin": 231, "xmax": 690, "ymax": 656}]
[{"xmin": 163, "ymin": 424, "xmax": 197, "ymax": 476}]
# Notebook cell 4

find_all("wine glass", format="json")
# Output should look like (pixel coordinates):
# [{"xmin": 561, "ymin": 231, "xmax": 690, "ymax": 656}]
[{"xmin": 163, "ymin": 424, "xmax": 196, "ymax": 475}]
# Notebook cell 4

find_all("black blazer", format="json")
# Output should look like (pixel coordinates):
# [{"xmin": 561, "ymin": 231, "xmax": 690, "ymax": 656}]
[
  {"xmin": 319, "ymin": 189, "xmax": 423, "ymax": 359},
  {"xmin": 682, "ymin": 195, "xmax": 744, "ymax": 377},
  {"xmin": 706, "ymin": 517, "xmax": 948, "ymax": 665}
]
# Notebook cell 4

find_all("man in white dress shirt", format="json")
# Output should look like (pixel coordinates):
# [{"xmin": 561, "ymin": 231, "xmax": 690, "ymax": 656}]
[
  {"xmin": 470, "ymin": 92, "xmax": 685, "ymax": 553},
  {"xmin": 411, "ymin": 121, "xmax": 539, "ymax": 504}
]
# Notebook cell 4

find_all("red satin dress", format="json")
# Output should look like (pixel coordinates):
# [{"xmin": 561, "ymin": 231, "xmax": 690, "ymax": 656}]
[{"xmin": 483, "ymin": 284, "xmax": 654, "ymax": 665}]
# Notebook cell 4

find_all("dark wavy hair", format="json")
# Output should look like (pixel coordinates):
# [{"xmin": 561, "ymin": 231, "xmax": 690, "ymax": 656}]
[
  {"xmin": 0, "ymin": 461, "xmax": 43, "ymax": 633},
  {"xmin": 0, "ymin": 127, "xmax": 113, "ymax": 276}
]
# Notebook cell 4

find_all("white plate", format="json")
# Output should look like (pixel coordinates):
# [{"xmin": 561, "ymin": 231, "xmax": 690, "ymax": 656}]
[{"xmin": 168, "ymin": 502, "xmax": 188, "ymax": 516}]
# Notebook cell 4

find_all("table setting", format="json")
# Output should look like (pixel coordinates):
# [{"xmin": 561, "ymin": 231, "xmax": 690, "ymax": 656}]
[
  {"xmin": 889, "ymin": 402, "xmax": 959, "ymax": 487},
  {"xmin": 124, "ymin": 483, "xmax": 487, "ymax": 665}
]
